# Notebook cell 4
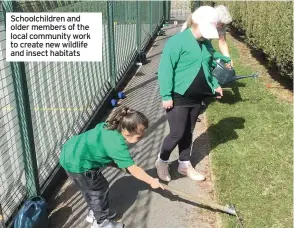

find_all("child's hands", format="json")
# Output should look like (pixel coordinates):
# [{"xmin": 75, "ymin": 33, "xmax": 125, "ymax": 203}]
[
  {"xmin": 127, "ymin": 165, "xmax": 164, "ymax": 189},
  {"xmin": 150, "ymin": 178, "xmax": 164, "ymax": 190}
]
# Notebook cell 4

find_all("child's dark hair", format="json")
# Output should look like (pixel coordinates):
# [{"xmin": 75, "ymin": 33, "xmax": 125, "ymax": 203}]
[{"xmin": 105, "ymin": 106, "xmax": 148, "ymax": 134}]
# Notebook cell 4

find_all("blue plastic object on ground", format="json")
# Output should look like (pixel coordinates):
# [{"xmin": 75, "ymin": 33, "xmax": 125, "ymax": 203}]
[
  {"xmin": 13, "ymin": 197, "xmax": 49, "ymax": 228},
  {"xmin": 118, "ymin": 92, "xmax": 126, "ymax": 99},
  {"xmin": 111, "ymin": 99, "xmax": 118, "ymax": 107}
]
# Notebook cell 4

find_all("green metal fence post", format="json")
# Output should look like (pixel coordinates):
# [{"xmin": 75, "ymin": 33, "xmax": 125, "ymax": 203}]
[
  {"xmin": 160, "ymin": 1, "xmax": 163, "ymax": 23},
  {"xmin": 136, "ymin": 1, "xmax": 141, "ymax": 54},
  {"xmin": 11, "ymin": 62, "xmax": 40, "ymax": 197},
  {"xmin": 3, "ymin": 1, "xmax": 40, "ymax": 197},
  {"xmin": 193, "ymin": 1, "xmax": 200, "ymax": 11},
  {"xmin": 160, "ymin": 1, "xmax": 162, "ymax": 25},
  {"xmin": 158, "ymin": 1, "xmax": 160, "ymax": 26},
  {"xmin": 161, "ymin": 1, "xmax": 164, "ymax": 24},
  {"xmin": 149, "ymin": 0, "xmax": 152, "ymax": 36},
  {"xmin": 163, "ymin": 1, "xmax": 166, "ymax": 22},
  {"xmin": 165, "ymin": 0, "xmax": 171, "ymax": 22},
  {"xmin": 107, "ymin": 0, "xmax": 116, "ymax": 88},
  {"xmin": 195, "ymin": 1, "xmax": 201, "ymax": 8}
]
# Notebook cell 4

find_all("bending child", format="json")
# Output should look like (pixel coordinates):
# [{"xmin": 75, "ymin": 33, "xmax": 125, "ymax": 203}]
[{"xmin": 59, "ymin": 106, "xmax": 163, "ymax": 228}]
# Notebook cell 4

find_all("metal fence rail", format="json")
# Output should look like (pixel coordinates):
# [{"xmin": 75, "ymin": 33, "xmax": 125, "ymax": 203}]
[{"xmin": 0, "ymin": 0, "xmax": 167, "ymax": 223}]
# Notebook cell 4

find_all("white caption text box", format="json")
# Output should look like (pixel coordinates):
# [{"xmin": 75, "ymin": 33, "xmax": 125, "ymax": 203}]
[{"xmin": 6, "ymin": 12, "xmax": 102, "ymax": 62}]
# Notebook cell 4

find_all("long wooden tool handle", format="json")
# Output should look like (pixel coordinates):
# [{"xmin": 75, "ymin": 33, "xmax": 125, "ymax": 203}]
[
  {"xmin": 119, "ymin": 168, "xmax": 236, "ymax": 215},
  {"xmin": 161, "ymin": 183, "xmax": 236, "ymax": 216}
]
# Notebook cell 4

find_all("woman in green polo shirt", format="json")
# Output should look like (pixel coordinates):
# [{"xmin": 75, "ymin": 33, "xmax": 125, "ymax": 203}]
[
  {"xmin": 155, "ymin": 6, "xmax": 231, "ymax": 182},
  {"xmin": 60, "ymin": 106, "xmax": 163, "ymax": 228}
]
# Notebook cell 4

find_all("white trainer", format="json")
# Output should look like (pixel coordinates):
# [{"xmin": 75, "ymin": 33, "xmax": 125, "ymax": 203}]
[
  {"xmin": 178, "ymin": 162, "xmax": 206, "ymax": 181},
  {"xmin": 86, "ymin": 210, "xmax": 117, "ymax": 223},
  {"xmin": 155, "ymin": 158, "xmax": 171, "ymax": 182}
]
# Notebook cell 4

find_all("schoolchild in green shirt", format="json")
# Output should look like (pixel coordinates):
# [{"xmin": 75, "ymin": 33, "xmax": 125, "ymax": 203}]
[
  {"xmin": 60, "ymin": 106, "xmax": 163, "ymax": 228},
  {"xmin": 155, "ymin": 6, "xmax": 231, "ymax": 182}
]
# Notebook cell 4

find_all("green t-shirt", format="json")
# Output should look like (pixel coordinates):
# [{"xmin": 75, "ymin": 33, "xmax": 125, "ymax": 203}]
[{"xmin": 59, "ymin": 122, "xmax": 135, "ymax": 173}]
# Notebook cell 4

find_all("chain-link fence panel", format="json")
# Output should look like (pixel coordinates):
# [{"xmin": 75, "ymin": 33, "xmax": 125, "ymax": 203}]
[
  {"xmin": 0, "ymin": 0, "xmax": 166, "ymax": 224},
  {"xmin": 0, "ymin": 2, "xmax": 27, "ymax": 223},
  {"xmin": 113, "ymin": 1, "xmax": 137, "ymax": 80},
  {"xmin": 11, "ymin": 0, "xmax": 111, "ymax": 187}
]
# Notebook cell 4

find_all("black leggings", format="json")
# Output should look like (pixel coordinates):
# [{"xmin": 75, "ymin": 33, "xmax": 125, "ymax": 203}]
[{"xmin": 160, "ymin": 105, "xmax": 202, "ymax": 161}]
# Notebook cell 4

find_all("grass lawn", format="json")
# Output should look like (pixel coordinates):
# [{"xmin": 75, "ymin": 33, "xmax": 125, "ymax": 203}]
[{"xmin": 206, "ymin": 36, "xmax": 293, "ymax": 227}]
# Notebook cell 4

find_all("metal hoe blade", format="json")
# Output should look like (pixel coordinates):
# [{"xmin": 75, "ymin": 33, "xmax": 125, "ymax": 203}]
[{"xmin": 230, "ymin": 204, "xmax": 244, "ymax": 228}]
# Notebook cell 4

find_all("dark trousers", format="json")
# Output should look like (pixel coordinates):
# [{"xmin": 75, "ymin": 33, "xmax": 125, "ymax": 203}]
[
  {"xmin": 66, "ymin": 169, "xmax": 109, "ymax": 224},
  {"xmin": 160, "ymin": 105, "xmax": 202, "ymax": 161}
]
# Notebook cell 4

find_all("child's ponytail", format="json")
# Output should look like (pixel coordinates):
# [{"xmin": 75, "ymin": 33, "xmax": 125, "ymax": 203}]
[
  {"xmin": 105, "ymin": 106, "xmax": 148, "ymax": 134},
  {"xmin": 106, "ymin": 106, "xmax": 130, "ymax": 130}
]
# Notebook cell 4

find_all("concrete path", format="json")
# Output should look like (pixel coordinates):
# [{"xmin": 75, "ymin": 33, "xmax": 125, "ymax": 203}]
[{"xmin": 48, "ymin": 24, "xmax": 217, "ymax": 228}]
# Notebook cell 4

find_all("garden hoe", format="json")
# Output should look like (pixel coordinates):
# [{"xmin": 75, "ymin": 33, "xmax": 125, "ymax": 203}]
[{"xmin": 119, "ymin": 168, "xmax": 244, "ymax": 227}]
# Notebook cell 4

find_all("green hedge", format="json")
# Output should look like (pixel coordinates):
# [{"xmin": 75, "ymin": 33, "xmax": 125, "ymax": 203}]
[{"xmin": 200, "ymin": 1, "xmax": 293, "ymax": 80}]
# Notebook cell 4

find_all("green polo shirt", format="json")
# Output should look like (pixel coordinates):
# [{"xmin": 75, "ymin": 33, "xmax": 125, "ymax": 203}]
[
  {"xmin": 59, "ymin": 122, "xmax": 135, "ymax": 173},
  {"xmin": 158, "ymin": 28, "xmax": 231, "ymax": 101}
]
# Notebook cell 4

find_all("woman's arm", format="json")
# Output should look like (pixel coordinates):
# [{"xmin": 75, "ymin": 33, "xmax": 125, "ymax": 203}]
[
  {"xmin": 218, "ymin": 26, "xmax": 233, "ymax": 67},
  {"xmin": 218, "ymin": 35, "xmax": 230, "ymax": 58},
  {"xmin": 205, "ymin": 40, "xmax": 231, "ymax": 63},
  {"xmin": 158, "ymin": 39, "xmax": 181, "ymax": 101},
  {"xmin": 127, "ymin": 165, "xmax": 164, "ymax": 189}
]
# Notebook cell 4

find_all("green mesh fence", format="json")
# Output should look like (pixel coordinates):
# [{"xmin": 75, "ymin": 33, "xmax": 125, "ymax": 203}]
[
  {"xmin": 0, "ymin": 3, "xmax": 27, "ymax": 222},
  {"xmin": 12, "ymin": 1, "xmax": 111, "ymax": 189},
  {"xmin": 113, "ymin": 1, "xmax": 137, "ymax": 80},
  {"xmin": 0, "ymin": 0, "xmax": 167, "ymax": 224}
]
